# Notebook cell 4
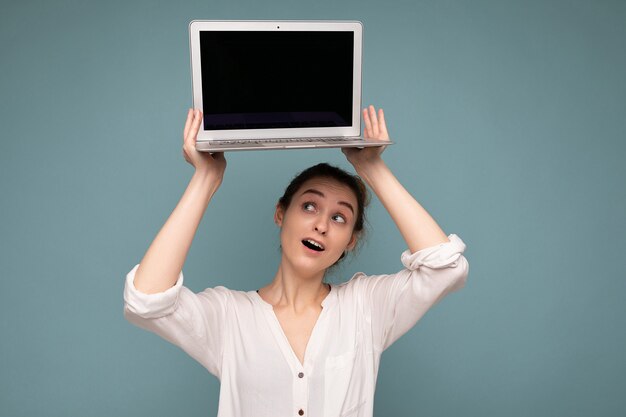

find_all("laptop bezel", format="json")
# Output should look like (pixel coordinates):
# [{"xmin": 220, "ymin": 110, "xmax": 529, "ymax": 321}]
[{"xmin": 188, "ymin": 20, "xmax": 363, "ymax": 142}]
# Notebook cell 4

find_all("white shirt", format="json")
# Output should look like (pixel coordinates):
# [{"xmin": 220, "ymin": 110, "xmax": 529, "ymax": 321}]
[{"xmin": 123, "ymin": 234, "xmax": 468, "ymax": 417}]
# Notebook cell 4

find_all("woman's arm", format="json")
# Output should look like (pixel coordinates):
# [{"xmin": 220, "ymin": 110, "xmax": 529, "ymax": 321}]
[
  {"xmin": 133, "ymin": 109, "xmax": 226, "ymax": 294},
  {"xmin": 343, "ymin": 105, "xmax": 448, "ymax": 253}
]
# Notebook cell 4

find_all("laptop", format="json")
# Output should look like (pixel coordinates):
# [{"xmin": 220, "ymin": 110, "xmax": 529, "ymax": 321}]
[{"xmin": 188, "ymin": 20, "xmax": 393, "ymax": 152}]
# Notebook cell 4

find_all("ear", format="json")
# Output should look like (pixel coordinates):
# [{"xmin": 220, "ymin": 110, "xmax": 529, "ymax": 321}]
[
  {"xmin": 346, "ymin": 232, "xmax": 358, "ymax": 251},
  {"xmin": 274, "ymin": 203, "xmax": 284, "ymax": 227}
]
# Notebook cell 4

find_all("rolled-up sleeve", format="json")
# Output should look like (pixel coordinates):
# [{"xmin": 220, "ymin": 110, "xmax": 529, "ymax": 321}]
[
  {"xmin": 123, "ymin": 265, "xmax": 227, "ymax": 378},
  {"xmin": 356, "ymin": 234, "xmax": 469, "ymax": 351}
]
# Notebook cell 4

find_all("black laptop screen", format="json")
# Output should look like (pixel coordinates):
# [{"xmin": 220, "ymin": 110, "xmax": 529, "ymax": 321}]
[{"xmin": 199, "ymin": 31, "xmax": 354, "ymax": 130}]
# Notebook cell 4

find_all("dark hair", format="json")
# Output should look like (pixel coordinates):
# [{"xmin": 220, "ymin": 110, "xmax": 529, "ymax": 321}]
[{"xmin": 278, "ymin": 163, "xmax": 370, "ymax": 263}]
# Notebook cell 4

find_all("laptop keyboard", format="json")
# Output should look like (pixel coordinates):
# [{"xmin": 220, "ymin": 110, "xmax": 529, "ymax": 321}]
[{"xmin": 210, "ymin": 137, "xmax": 351, "ymax": 146}]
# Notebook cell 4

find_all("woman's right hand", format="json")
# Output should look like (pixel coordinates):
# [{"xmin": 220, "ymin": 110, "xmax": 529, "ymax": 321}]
[{"xmin": 182, "ymin": 108, "xmax": 227, "ymax": 182}]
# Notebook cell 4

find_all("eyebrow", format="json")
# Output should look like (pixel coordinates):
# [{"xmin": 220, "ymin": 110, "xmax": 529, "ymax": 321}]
[{"xmin": 301, "ymin": 189, "xmax": 355, "ymax": 215}]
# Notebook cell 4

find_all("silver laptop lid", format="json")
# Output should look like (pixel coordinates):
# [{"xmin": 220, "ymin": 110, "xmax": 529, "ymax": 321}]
[{"xmin": 189, "ymin": 20, "xmax": 363, "ymax": 142}]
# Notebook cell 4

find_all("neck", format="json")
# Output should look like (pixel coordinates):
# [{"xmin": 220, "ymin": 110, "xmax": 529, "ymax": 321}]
[{"xmin": 261, "ymin": 260, "xmax": 330, "ymax": 314}]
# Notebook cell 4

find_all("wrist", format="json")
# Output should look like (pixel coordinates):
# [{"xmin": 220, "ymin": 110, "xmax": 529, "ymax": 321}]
[
  {"xmin": 353, "ymin": 157, "xmax": 387, "ymax": 183},
  {"xmin": 192, "ymin": 169, "xmax": 223, "ymax": 193}
]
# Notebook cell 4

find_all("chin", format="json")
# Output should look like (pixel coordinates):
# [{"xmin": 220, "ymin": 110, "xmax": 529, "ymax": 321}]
[{"xmin": 285, "ymin": 253, "xmax": 334, "ymax": 275}]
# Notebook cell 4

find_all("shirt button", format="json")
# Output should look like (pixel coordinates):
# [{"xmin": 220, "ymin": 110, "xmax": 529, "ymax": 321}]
[
  {"xmin": 298, "ymin": 372, "xmax": 304, "ymax": 378},
  {"xmin": 298, "ymin": 409, "xmax": 304, "ymax": 416}
]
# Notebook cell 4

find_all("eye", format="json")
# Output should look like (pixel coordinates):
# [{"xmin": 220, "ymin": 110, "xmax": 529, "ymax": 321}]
[
  {"xmin": 332, "ymin": 214, "xmax": 347, "ymax": 224},
  {"xmin": 303, "ymin": 202, "xmax": 316, "ymax": 212}
]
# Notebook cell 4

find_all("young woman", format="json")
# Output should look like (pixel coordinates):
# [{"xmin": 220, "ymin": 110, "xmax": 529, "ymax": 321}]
[{"xmin": 123, "ymin": 106, "xmax": 469, "ymax": 417}]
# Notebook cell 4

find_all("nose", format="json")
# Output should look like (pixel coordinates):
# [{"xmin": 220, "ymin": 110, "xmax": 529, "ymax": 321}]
[{"xmin": 314, "ymin": 217, "xmax": 328, "ymax": 235}]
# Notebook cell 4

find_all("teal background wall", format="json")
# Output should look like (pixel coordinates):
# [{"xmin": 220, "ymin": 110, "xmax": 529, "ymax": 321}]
[{"xmin": 1, "ymin": 0, "xmax": 625, "ymax": 416}]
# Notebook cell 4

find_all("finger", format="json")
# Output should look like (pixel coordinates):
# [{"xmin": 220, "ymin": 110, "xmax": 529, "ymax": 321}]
[
  {"xmin": 362, "ymin": 108, "xmax": 372, "ymax": 138},
  {"xmin": 378, "ymin": 108, "xmax": 389, "ymax": 139},
  {"xmin": 368, "ymin": 105, "xmax": 379, "ymax": 137},
  {"xmin": 188, "ymin": 110, "xmax": 203, "ymax": 144},
  {"xmin": 183, "ymin": 108, "xmax": 193, "ymax": 140}
]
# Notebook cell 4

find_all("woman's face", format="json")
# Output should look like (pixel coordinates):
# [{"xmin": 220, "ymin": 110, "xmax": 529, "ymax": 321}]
[{"xmin": 275, "ymin": 177, "xmax": 359, "ymax": 275}]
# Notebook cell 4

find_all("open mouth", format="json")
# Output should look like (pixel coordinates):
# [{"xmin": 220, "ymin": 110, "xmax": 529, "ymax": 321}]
[{"xmin": 302, "ymin": 239, "xmax": 325, "ymax": 252}]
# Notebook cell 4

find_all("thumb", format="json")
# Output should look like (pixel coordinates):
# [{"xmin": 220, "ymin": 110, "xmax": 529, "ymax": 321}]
[{"xmin": 342, "ymin": 147, "xmax": 357, "ymax": 158}]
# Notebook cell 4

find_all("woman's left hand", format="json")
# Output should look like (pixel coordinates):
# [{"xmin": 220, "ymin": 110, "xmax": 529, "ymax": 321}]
[{"xmin": 342, "ymin": 105, "xmax": 390, "ymax": 171}]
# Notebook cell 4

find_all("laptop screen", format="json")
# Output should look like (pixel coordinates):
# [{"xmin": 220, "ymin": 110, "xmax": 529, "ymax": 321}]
[{"xmin": 199, "ymin": 31, "xmax": 354, "ymax": 131}]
